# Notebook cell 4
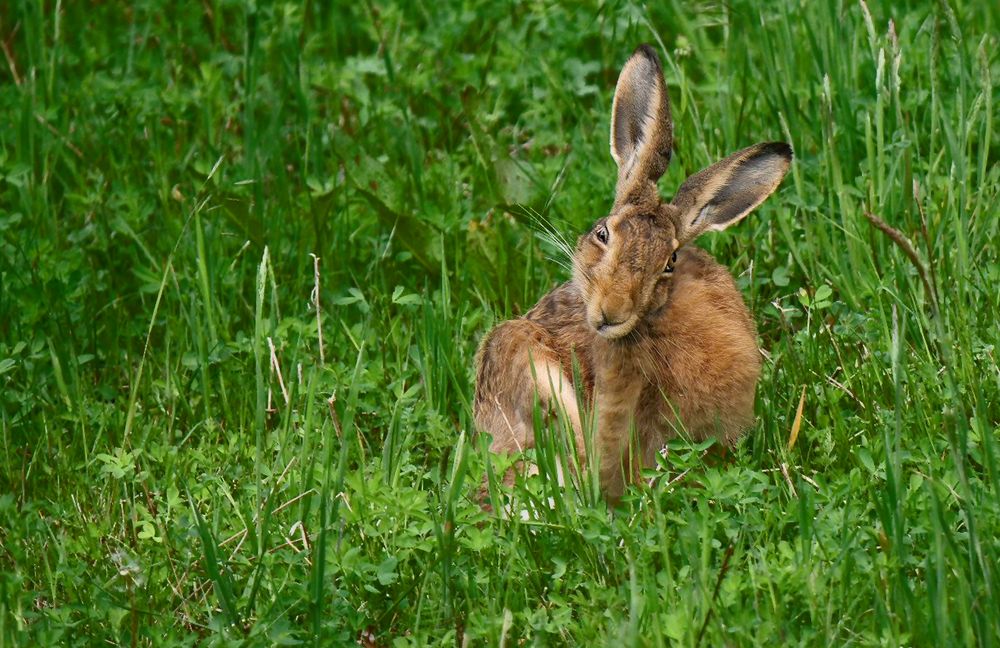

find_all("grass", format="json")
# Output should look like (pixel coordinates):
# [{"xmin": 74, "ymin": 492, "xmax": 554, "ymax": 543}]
[{"xmin": 1, "ymin": 0, "xmax": 998, "ymax": 645}]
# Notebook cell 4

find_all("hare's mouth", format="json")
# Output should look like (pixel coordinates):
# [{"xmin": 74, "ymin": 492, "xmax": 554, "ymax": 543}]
[{"xmin": 595, "ymin": 314, "xmax": 639, "ymax": 339}]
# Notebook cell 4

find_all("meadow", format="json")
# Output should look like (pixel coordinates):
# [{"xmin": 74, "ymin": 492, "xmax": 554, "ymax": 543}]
[{"xmin": 1, "ymin": 1, "xmax": 998, "ymax": 645}]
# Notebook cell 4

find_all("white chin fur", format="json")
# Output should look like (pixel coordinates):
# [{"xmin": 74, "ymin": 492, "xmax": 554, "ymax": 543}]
[{"xmin": 596, "ymin": 316, "xmax": 638, "ymax": 339}]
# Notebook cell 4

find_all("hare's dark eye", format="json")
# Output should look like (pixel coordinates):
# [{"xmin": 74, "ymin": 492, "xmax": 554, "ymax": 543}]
[
  {"xmin": 663, "ymin": 251, "xmax": 677, "ymax": 274},
  {"xmin": 595, "ymin": 225, "xmax": 609, "ymax": 245}
]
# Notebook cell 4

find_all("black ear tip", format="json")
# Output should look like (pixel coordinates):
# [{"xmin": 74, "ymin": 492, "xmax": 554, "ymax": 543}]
[
  {"xmin": 633, "ymin": 44, "xmax": 662, "ymax": 69},
  {"xmin": 762, "ymin": 141, "xmax": 794, "ymax": 160}
]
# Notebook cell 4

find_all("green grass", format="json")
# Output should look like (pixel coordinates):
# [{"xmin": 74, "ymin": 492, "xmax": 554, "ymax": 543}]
[{"xmin": 1, "ymin": 0, "xmax": 998, "ymax": 645}]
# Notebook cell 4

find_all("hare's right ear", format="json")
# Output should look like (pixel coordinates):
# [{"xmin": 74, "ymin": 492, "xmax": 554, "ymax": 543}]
[{"xmin": 610, "ymin": 45, "xmax": 673, "ymax": 206}]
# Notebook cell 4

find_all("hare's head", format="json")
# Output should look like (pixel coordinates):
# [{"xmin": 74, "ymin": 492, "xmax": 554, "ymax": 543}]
[{"xmin": 573, "ymin": 45, "xmax": 792, "ymax": 339}]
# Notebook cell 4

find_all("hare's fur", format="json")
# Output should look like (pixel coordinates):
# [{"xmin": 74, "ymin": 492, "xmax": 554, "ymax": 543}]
[{"xmin": 474, "ymin": 45, "xmax": 791, "ymax": 500}]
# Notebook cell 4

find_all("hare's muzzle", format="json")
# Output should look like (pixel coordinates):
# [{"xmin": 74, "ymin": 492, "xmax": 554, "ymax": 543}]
[{"xmin": 588, "ymin": 295, "xmax": 639, "ymax": 339}]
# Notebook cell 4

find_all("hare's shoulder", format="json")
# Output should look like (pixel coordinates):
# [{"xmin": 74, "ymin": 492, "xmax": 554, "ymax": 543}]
[
  {"xmin": 666, "ymin": 246, "xmax": 748, "ymax": 313},
  {"xmin": 658, "ymin": 245, "xmax": 758, "ymax": 367},
  {"xmin": 672, "ymin": 246, "xmax": 734, "ymax": 285}
]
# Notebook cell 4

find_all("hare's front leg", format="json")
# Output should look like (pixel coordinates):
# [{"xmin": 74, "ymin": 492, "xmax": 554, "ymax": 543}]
[
  {"xmin": 592, "ymin": 358, "xmax": 646, "ymax": 501},
  {"xmin": 474, "ymin": 319, "xmax": 585, "ymax": 467}
]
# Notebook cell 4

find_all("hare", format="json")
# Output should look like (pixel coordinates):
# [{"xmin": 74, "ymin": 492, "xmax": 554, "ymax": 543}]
[{"xmin": 474, "ymin": 44, "xmax": 792, "ymax": 501}]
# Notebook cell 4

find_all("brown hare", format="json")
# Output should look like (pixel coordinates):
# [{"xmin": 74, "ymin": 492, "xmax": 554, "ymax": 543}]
[{"xmin": 474, "ymin": 44, "xmax": 792, "ymax": 501}]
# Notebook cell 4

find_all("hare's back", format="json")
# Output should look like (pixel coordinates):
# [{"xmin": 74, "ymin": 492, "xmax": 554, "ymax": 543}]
[{"xmin": 525, "ymin": 282, "xmax": 597, "ymax": 391}]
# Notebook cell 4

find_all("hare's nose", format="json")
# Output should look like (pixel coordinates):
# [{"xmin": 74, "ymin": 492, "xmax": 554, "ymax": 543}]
[{"xmin": 601, "ymin": 293, "xmax": 633, "ymax": 318}]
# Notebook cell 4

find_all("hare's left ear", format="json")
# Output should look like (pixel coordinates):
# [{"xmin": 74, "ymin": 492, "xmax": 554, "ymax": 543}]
[
  {"xmin": 669, "ymin": 142, "xmax": 792, "ymax": 246},
  {"xmin": 610, "ymin": 44, "xmax": 673, "ymax": 206}
]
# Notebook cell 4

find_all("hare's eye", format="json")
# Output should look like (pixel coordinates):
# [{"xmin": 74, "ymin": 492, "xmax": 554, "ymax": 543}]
[
  {"xmin": 663, "ymin": 251, "xmax": 677, "ymax": 274},
  {"xmin": 595, "ymin": 225, "xmax": 609, "ymax": 245}
]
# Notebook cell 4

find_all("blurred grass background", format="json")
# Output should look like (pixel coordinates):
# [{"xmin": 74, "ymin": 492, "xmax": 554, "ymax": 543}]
[{"xmin": 0, "ymin": 0, "xmax": 998, "ymax": 645}]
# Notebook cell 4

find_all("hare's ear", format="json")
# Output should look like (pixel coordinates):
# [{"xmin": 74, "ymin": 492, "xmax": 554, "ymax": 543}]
[
  {"xmin": 670, "ymin": 142, "xmax": 792, "ymax": 245},
  {"xmin": 610, "ymin": 44, "xmax": 673, "ymax": 205}
]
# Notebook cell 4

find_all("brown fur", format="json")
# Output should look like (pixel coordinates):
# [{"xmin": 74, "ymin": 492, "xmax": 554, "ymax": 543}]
[{"xmin": 474, "ymin": 44, "xmax": 792, "ymax": 501}]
